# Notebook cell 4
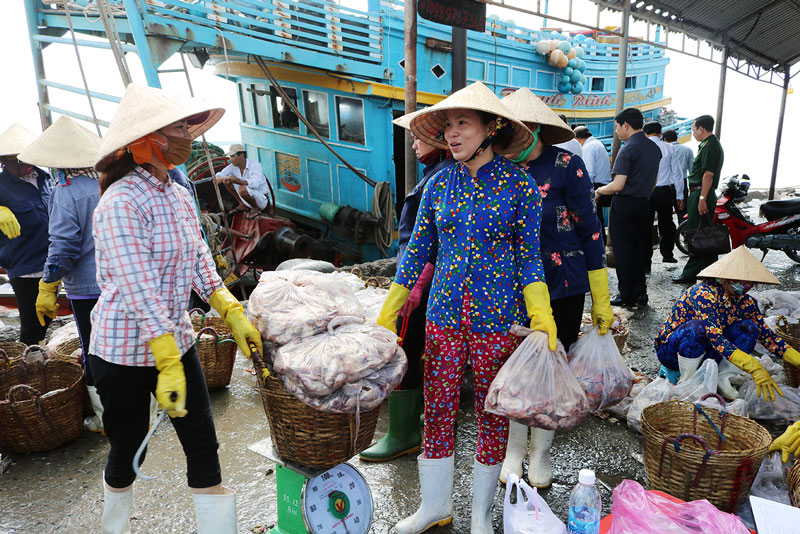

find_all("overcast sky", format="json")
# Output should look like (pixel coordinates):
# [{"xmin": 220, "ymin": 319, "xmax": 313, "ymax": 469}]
[{"xmin": 1, "ymin": 0, "xmax": 797, "ymax": 190}]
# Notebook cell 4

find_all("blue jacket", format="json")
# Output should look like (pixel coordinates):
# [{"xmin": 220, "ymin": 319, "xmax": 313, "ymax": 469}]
[
  {"xmin": 526, "ymin": 145, "xmax": 606, "ymax": 301},
  {"xmin": 396, "ymin": 157, "xmax": 454, "ymax": 264},
  {"xmin": 0, "ymin": 168, "xmax": 52, "ymax": 279},
  {"xmin": 42, "ymin": 174, "xmax": 101, "ymax": 295}
]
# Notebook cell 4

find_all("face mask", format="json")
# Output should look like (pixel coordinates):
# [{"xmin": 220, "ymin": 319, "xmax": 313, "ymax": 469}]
[
  {"xmin": 128, "ymin": 133, "xmax": 173, "ymax": 169},
  {"xmin": 729, "ymin": 281, "xmax": 754, "ymax": 295},
  {"xmin": 511, "ymin": 126, "xmax": 541, "ymax": 164},
  {"xmin": 163, "ymin": 136, "xmax": 193, "ymax": 166}
]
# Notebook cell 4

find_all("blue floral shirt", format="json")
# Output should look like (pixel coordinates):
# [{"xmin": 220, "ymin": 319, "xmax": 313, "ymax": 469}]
[
  {"xmin": 395, "ymin": 154, "xmax": 545, "ymax": 332},
  {"xmin": 526, "ymin": 146, "xmax": 606, "ymax": 300},
  {"xmin": 655, "ymin": 280, "xmax": 788, "ymax": 360}
]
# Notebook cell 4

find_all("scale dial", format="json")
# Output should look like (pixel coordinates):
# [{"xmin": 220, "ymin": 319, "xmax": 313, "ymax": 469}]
[{"xmin": 301, "ymin": 462, "xmax": 373, "ymax": 534}]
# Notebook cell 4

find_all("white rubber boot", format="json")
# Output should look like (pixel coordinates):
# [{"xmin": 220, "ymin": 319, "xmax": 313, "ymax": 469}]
[
  {"xmin": 84, "ymin": 385, "xmax": 105, "ymax": 433},
  {"xmin": 677, "ymin": 356, "xmax": 702, "ymax": 384},
  {"xmin": 394, "ymin": 455, "xmax": 454, "ymax": 534},
  {"xmin": 471, "ymin": 459, "xmax": 501, "ymax": 534},
  {"xmin": 193, "ymin": 487, "xmax": 237, "ymax": 534},
  {"xmin": 101, "ymin": 481, "xmax": 132, "ymax": 534},
  {"xmin": 527, "ymin": 428, "xmax": 555, "ymax": 489},
  {"xmin": 717, "ymin": 358, "xmax": 743, "ymax": 400},
  {"xmin": 499, "ymin": 421, "xmax": 528, "ymax": 484}
]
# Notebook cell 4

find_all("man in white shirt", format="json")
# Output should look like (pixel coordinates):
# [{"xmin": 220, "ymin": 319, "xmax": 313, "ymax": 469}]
[
  {"xmin": 643, "ymin": 122, "xmax": 685, "ymax": 266},
  {"xmin": 554, "ymin": 114, "xmax": 583, "ymax": 158},
  {"xmin": 662, "ymin": 129, "xmax": 694, "ymax": 221},
  {"xmin": 216, "ymin": 143, "xmax": 269, "ymax": 216},
  {"xmin": 575, "ymin": 126, "xmax": 611, "ymax": 237}
]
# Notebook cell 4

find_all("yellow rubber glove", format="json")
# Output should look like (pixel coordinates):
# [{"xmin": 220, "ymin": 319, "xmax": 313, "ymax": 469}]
[
  {"xmin": 35, "ymin": 279, "xmax": 60, "ymax": 326},
  {"xmin": 768, "ymin": 421, "xmax": 800, "ymax": 463},
  {"xmin": 0, "ymin": 206, "xmax": 20, "ymax": 239},
  {"xmin": 729, "ymin": 349, "xmax": 784, "ymax": 402},
  {"xmin": 208, "ymin": 287, "xmax": 262, "ymax": 358},
  {"xmin": 148, "ymin": 333, "xmax": 187, "ymax": 418},
  {"xmin": 523, "ymin": 282, "xmax": 558, "ymax": 351},
  {"xmin": 376, "ymin": 283, "xmax": 411, "ymax": 335},
  {"xmin": 587, "ymin": 269, "xmax": 614, "ymax": 336},
  {"xmin": 784, "ymin": 347, "xmax": 800, "ymax": 368}
]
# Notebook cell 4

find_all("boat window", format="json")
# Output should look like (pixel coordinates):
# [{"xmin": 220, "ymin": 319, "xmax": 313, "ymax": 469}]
[
  {"xmin": 591, "ymin": 77, "xmax": 604, "ymax": 92},
  {"xmin": 625, "ymin": 76, "xmax": 637, "ymax": 89},
  {"xmin": 251, "ymin": 83, "xmax": 269, "ymax": 126},
  {"xmin": 336, "ymin": 96, "xmax": 365, "ymax": 145},
  {"xmin": 302, "ymin": 90, "xmax": 330, "ymax": 138},
  {"xmin": 270, "ymin": 86, "xmax": 300, "ymax": 130},
  {"xmin": 238, "ymin": 83, "xmax": 254, "ymax": 124}
]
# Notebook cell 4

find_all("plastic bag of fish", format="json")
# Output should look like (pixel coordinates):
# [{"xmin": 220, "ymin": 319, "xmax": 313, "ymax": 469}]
[
  {"xmin": 567, "ymin": 326, "xmax": 633, "ymax": 412},
  {"xmin": 274, "ymin": 317, "xmax": 407, "ymax": 413},
  {"xmin": 485, "ymin": 327, "xmax": 589, "ymax": 431},
  {"xmin": 247, "ymin": 270, "xmax": 365, "ymax": 345}
]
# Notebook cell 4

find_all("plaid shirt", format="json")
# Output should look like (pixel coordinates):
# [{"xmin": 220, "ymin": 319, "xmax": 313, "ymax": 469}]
[{"xmin": 90, "ymin": 167, "xmax": 223, "ymax": 366}]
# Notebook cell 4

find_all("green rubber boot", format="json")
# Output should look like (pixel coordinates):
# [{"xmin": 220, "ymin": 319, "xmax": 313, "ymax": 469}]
[{"xmin": 360, "ymin": 388, "xmax": 423, "ymax": 462}]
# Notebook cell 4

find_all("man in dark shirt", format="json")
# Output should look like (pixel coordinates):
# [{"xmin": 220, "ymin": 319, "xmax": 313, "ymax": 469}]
[
  {"xmin": 672, "ymin": 115, "xmax": 724, "ymax": 284},
  {"xmin": 595, "ymin": 107, "xmax": 661, "ymax": 307}
]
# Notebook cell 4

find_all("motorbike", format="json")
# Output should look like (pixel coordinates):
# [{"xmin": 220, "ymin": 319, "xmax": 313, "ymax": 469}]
[{"xmin": 675, "ymin": 175, "xmax": 800, "ymax": 263}]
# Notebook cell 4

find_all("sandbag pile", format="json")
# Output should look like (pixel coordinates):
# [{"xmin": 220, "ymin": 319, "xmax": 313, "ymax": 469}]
[{"xmin": 248, "ymin": 270, "xmax": 406, "ymax": 413}]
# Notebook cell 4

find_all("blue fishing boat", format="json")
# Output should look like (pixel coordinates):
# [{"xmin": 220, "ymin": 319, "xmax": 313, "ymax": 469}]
[{"xmin": 23, "ymin": 0, "xmax": 691, "ymax": 265}]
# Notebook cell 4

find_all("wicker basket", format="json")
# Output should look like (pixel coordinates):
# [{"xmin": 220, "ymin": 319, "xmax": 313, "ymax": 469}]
[
  {"xmin": 642, "ymin": 394, "xmax": 772, "ymax": 512},
  {"xmin": 776, "ymin": 316, "xmax": 800, "ymax": 387},
  {"xmin": 0, "ymin": 346, "xmax": 85, "ymax": 454},
  {"xmin": 51, "ymin": 338, "xmax": 82, "ymax": 363},
  {"xmin": 190, "ymin": 308, "xmax": 233, "ymax": 338},
  {"xmin": 0, "ymin": 342, "xmax": 28, "ymax": 361},
  {"xmin": 195, "ymin": 327, "xmax": 237, "ymax": 390},
  {"xmin": 789, "ymin": 460, "xmax": 800, "ymax": 507},
  {"xmin": 250, "ymin": 346, "xmax": 380, "ymax": 470}
]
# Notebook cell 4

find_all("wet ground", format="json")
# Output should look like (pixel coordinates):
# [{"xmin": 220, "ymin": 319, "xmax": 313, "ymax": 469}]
[{"xmin": 2, "ymin": 246, "xmax": 800, "ymax": 534}]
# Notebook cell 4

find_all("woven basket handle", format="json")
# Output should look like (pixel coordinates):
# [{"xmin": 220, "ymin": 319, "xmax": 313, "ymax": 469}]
[
  {"xmin": 196, "ymin": 326, "xmax": 220, "ymax": 343},
  {"xmin": 0, "ymin": 348, "xmax": 9, "ymax": 365},
  {"xmin": 22, "ymin": 345, "xmax": 49, "ymax": 365},
  {"xmin": 659, "ymin": 433, "xmax": 720, "ymax": 488},
  {"xmin": 7, "ymin": 384, "xmax": 41, "ymax": 402},
  {"xmin": 699, "ymin": 392, "xmax": 727, "ymax": 406},
  {"xmin": 189, "ymin": 308, "xmax": 208, "ymax": 327}
]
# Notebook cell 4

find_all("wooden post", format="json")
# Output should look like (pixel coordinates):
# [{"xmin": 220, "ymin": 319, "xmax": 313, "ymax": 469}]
[
  {"xmin": 715, "ymin": 45, "xmax": 728, "ymax": 139},
  {"xmin": 452, "ymin": 26, "xmax": 467, "ymax": 92},
  {"xmin": 404, "ymin": 0, "xmax": 418, "ymax": 196},
  {"xmin": 610, "ymin": 0, "xmax": 630, "ymax": 162},
  {"xmin": 768, "ymin": 65, "xmax": 790, "ymax": 200}
]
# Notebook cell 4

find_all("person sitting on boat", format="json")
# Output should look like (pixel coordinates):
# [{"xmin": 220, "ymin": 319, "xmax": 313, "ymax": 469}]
[
  {"xmin": 376, "ymin": 81, "xmax": 554, "ymax": 534},
  {"xmin": 654, "ymin": 246, "xmax": 796, "ymax": 402},
  {"xmin": 90, "ymin": 84, "xmax": 262, "ymax": 534},
  {"xmin": 18, "ymin": 116, "xmax": 105, "ymax": 432},
  {"xmin": 499, "ymin": 87, "xmax": 614, "ymax": 490},
  {"xmin": 359, "ymin": 109, "xmax": 453, "ymax": 463},
  {"xmin": 215, "ymin": 143, "xmax": 269, "ymax": 217},
  {"xmin": 0, "ymin": 123, "xmax": 53, "ymax": 346}
]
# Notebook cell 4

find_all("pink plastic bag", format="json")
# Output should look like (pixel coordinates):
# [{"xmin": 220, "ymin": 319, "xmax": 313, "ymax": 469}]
[{"xmin": 610, "ymin": 480, "xmax": 750, "ymax": 534}]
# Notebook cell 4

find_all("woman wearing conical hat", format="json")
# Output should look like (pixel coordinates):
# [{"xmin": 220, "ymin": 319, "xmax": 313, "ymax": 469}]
[
  {"xmin": 375, "ymin": 81, "xmax": 555, "ymax": 534},
  {"xmin": 360, "ymin": 109, "xmax": 454, "ymax": 463},
  {"xmin": 654, "ymin": 246, "xmax": 794, "ymax": 402},
  {"xmin": 499, "ymin": 87, "xmax": 614, "ymax": 490},
  {"xmin": 89, "ymin": 84, "xmax": 262, "ymax": 534},
  {"xmin": 18, "ymin": 116, "xmax": 105, "ymax": 432},
  {"xmin": 0, "ymin": 123, "xmax": 53, "ymax": 345}
]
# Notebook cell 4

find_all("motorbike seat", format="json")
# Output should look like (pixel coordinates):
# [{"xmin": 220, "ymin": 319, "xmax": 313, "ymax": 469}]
[{"xmin": 761, "ymin": 198, "xmax": 800, "ymax": 221}]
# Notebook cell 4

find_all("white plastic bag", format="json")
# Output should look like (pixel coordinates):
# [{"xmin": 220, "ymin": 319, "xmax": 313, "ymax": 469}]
[
  {"xmin": 740, "ymin": 380, "xmax": 800, "ymax": 421},
  {"xmin": 485, "ymin": 327, "xmax": 589, "ymax": 431},
  {"xmin": 567, "ymin": 327, "xmax": 633, "ymax": 411},
  {"xmin": 672, "ymin": 359, "xmax": 718, "ymax": 402},
  {"xmin": 504, "ymin": 473, "xmax": 566, "ymax": 534},
  {"xmin": 626, "ymin": 378, "xmax": 674, "ymax": 433}
]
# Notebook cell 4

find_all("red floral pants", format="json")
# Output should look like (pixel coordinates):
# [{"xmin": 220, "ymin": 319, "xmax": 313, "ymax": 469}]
[{"xmin": 422, "ymin": 294, "xmax": 520, "ymax": 465}]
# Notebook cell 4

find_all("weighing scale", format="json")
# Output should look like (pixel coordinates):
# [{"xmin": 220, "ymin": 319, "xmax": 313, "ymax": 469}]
[{"xmin": 250, "ymin": 439, "xmax": 374, "ymax": 534}]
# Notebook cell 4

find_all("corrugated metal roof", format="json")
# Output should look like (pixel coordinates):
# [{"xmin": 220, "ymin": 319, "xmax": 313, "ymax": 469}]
[{"xmin": 591, "ymin": 0, "xmax": 800, "ymax": 71}]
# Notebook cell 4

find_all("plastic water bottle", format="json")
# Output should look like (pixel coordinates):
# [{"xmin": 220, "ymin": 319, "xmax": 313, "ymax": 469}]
[{"xmin": 567, "ymin": 469, "xmax": 602, "ymax": 534}]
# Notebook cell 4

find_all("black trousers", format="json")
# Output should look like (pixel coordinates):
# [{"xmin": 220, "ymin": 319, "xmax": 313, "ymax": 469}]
[
  {"xmin": 594, "ymin": 183, "xmax": 612, "ymax": 243},
  {"xmin": 552, "ymin": 293, "xmax": 586, "ymax": 352},
  {"xmin": 609, "ymin": 195, "xmax": 650, "ymax": 302},
  {"xmin": 396, "ymin": 289, "xmax": 429, "ymax": 389},
  {"xmin": 88, "ymin": 347, "xmax": 221, "ymax": 489},
  {"xmin": 645, "ymin": 185, "xmax": 678, "ymax": 265},
  {"xmin": 9, "ymin": 277, "xmax": 50, "ymax": 346},
  {"xmin": 69, "ymin": 297, "xmax": 98, "ymax": 386}
]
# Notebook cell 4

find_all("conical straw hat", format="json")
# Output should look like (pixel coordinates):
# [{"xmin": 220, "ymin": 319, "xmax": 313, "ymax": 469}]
[
  {"xmin": 18, "ymin": 116, "xmax": 101, "ymax": 169},
  {"xmin": 392, "ymin": 108, "xmax": 426, "ymax": 131},
  {"xmin": 409, "ymin": 81, "xmax": 532, "ymax": 155},
  {"xmin": 0, "ymin": 123, "xmax": 37, "ymax": 157},
  {"xmin": 501, "ymin": 88, "xmax": 575, "ymax": 144},
  {"xmin": 95, "ymin": 83, "xmax": 224, "ymax": 171},
  {"xmin": 697, "ymin": 246, "xmax": 780, "ymax": 285}
]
